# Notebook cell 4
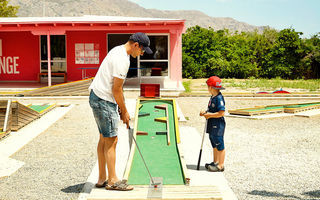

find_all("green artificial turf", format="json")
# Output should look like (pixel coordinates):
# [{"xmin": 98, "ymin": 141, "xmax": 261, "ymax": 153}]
[
  {"xmin": 28, "ymin": 105, "xmax": 51, "ymax": 113},
  {"xmin": 128, "ymin": 100, "xmax": 185, "ymax": 185}
]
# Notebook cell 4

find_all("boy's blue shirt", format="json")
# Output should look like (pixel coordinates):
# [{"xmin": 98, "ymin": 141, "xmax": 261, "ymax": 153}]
[{"xmin": 206, "ymin": 92, "xmax": 226, "ymax": 133}]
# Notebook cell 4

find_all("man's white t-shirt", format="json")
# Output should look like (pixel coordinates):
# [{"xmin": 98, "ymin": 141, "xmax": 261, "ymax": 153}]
[{"xmin": 89, "ymin": 45, "xmax": 130, "ymax": 104}]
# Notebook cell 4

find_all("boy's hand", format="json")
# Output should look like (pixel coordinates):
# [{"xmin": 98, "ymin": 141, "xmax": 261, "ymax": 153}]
[{"xmin": 200, "ymin": 110, "xmax": 206, "ymax": 116}]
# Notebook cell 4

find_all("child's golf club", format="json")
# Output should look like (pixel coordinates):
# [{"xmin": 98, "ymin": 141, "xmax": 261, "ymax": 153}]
[{"xmin": 197, "ymin": 119, "xmax": 208, "ymax": 170}]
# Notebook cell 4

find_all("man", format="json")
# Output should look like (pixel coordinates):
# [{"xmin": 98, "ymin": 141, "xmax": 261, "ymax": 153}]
[{"xmin": 89, "ymin": 32, "xmax": 152, "ymax": 191}]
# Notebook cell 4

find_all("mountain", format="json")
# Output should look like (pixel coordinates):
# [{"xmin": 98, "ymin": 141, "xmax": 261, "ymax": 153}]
[{"xmin": 8, "ymin": 0, "xmax": 267, "ymax": 32}]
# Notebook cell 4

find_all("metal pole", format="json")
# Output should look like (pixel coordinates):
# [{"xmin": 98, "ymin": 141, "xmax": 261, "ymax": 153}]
[
  {"xmin": 47, "ymin": 33, "xmax": 51, "ymax": 86},
  {"xmin": 3, "ymin": 100, "xmax": 11, "ymax": 132}
]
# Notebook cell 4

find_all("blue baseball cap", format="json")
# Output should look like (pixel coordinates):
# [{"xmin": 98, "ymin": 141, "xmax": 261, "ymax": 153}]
[{"xmin": 129, "ymin": 32, "xmax": 153, "ymax": 54}]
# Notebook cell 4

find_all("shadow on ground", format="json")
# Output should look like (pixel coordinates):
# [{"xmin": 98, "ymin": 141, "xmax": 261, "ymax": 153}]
[
  {"xmin": 303, "ymin": 190, "xmax": 320, "ymax": 198},
  {"xmin": 248, "ymin": 190, "xmax": 320, "ymax": 200},
  {"xmin": 61, "ymin": 183, "xmax": 87, "ymax": 193},
  {"xmin": 186, "ymin": 164, "xmax": 207, "ymax": 171}
]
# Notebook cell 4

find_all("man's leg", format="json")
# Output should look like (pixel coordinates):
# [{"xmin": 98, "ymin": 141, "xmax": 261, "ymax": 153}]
[
  {"xmin": 97, "ymin": 134, "xmax": 107, "ymax": 185},
  {"xmin": 104, "ymin": 136, "xmax": 119, "ymax": 185}
]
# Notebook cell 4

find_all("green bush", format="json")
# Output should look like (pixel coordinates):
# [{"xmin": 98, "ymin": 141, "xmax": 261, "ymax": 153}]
[{"xmin": 182, "ymin": 26, "xmax": 320, "ymax": 79}]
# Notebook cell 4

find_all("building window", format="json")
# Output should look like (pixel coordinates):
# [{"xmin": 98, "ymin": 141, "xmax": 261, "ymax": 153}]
[
  {"xmin": 107, "ymin": 34, "xmax": 169, "ymax": 78},
  {"xmin": 140, "ymin": 35, "xmax": 169, "ymax": 77},
  {"xmin": 40, "ymin": 35, "xmax": 66, "ymax": 73},
  {"xmin": 108, "ymin": 34, "xmax": 138, "ymax": 78}
]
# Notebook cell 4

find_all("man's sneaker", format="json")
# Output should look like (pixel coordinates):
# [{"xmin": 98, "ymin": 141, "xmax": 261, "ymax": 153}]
[
  {"xmin": 205, "ymin": 162, "xmax": 217, "ymax": 169},
  {"xmin": 208, "ymin": 165, "xmax": 224, "ymax": 172}
]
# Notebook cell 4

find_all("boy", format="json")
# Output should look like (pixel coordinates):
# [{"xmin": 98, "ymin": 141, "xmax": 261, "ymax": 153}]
[{"xmin": 200, "ymin": 76, "xmax": 226, "ymax": 172}]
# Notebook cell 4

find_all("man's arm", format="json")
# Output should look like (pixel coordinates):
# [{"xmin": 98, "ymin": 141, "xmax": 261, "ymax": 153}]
[{"xmin": 112, "ymin": 77, "xmax": 130, "ymax": 128}]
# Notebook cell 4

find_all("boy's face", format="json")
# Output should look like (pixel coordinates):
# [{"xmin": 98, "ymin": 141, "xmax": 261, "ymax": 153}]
[{"xmin": 207, "ymin": 86, "xmax": 218, "ymax": 95}]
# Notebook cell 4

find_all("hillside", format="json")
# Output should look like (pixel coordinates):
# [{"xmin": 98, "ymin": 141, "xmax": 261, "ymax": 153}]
[{"xmin": 8, "ymin": 0, "xmax": 267, "ymax": 32}]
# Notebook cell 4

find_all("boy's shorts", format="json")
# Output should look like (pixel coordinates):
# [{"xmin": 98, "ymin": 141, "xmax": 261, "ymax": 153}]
[
  {"xmin": 89, "ymin": 90, "xmax": 119, "ymax": 138},
  {"xmin": 208, "ymin": 123, "xmax": 225, "ymax": 151}
]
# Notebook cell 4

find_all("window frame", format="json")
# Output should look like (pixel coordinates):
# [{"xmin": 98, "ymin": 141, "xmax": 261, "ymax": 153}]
[
  {"xmin": 39, "ymin": 35, "xmax": 67, "ymax": 73},
  {"xmin": 106, "ymin": 33, "xmax": 170, "ymax": 78}
]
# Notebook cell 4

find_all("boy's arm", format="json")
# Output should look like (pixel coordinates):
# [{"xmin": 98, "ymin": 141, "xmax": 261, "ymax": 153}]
[{"xmin": 203, "ymin": 110, "xmax": 225, "ymax": 119}]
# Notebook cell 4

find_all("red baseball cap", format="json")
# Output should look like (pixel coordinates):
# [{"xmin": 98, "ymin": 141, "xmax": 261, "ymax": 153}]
[{"xmin": 206, "ymin": 76, "xmax": 225, "ymax": 90}]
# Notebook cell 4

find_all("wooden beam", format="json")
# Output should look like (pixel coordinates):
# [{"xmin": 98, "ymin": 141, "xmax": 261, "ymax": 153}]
[
  {"xmin": 165, "ymin": 105, "xmax": 170, "ymax": 146},
  {"xmin": 136, "ymin": 131, "xmax": 148, "ymax": 135}
]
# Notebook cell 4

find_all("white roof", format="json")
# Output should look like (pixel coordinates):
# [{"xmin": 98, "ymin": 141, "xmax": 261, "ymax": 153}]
[{"xmin": 0, "ymin": 15, "xmax": 184, "ymax": 23}]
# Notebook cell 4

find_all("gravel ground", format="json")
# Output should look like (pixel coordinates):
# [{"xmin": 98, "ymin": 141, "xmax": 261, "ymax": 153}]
[
  {"xmin": 0, "ymin": 102, "xmax": 99, "ymax": 200},
  {"xmin": 177, "ymin": 97, "xmax": 320, "ymax": 200},
  {"xmin": 0, "ymin": 97, "xmax": 319, "ymax": 200}
]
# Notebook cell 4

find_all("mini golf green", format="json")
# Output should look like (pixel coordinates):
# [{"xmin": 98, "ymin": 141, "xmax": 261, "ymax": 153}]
[
  {"xmin": 127, "ymin": 99, "xmax": 185, "ymax": 185},
  {"xmin": 28, "ymin": 104, "xmax": 52, "ymax": 113}
]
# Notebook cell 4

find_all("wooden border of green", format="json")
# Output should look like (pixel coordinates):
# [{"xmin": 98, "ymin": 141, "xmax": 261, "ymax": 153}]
[
  {"xmin": 123, "ymin": 97, "xmax": 190, "ymax": 185},
  {"xmin": 172, "ymin": 99, "xmax": 190, "ymax": 185},
  {"xmin": 172, "ymin": 99, "xmax": 181, "ymax": 144}
]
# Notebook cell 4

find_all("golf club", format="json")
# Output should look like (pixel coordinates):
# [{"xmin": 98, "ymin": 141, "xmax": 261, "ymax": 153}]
[
  {"xmin": 197, "ymin": 119, "xmax": 208, "ymax": 170},
  {"xmin": 129, "ymin": 126, "xmax": 161, "ymax": 187}
]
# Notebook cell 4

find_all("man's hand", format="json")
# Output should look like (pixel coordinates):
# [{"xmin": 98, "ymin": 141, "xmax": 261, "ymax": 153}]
[{"xmin": 121, "ymin": 111, "xmax": 130, "ymax": 129}]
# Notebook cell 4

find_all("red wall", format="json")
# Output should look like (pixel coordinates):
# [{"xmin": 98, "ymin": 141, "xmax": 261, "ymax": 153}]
[
  {"xmin": 0, "ymin": 32, "xmax": 40, "ymax": 81},
  {"xmin": 66, "ymin": 31, "xmax": 106, "ymax": 81}
]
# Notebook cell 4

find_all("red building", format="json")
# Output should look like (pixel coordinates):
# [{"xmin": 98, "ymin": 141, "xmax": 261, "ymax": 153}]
[{"xmin": 0, "ymin": 16, "xmax": 185, "ymax": 90}]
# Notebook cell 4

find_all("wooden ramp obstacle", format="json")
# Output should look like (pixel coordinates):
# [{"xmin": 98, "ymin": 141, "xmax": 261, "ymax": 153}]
[
  {"xmin": 229, "ymin": 102, "xmax": 320, "ymax": 116},
  {"xmin": 17, "ymin": 78, "xmax": 93, "ymax": 96},
  {"xmin": 0, "ymin": 100, "xmax": 56, "ymax": 132}
]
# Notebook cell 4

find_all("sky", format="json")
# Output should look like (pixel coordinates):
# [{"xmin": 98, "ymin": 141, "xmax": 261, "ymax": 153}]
[{"xmin": 129, "ymin": 0, "xmax": 320, "ymax": 38}]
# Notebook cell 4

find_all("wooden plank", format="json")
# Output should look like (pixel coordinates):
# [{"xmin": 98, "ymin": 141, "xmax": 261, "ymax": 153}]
[
  {"xmin": 165, "ymin": 104, "xmax": 170, "ymax": 146},
  {"xmin": 33, "ymin": 84, "xmax": 90, "ymax": 95},
  {"xmin": 88, "ymin": 185, "xmax": 222, "ymax": 200},
  {"xmin": 20, "ymin": 78, "xmax": 92, "ymax": 96},
  {"xmin": 136, "ymin": 131, "xmax": 148, "ymax": 135},
  {"xmin": 172, "ymin": 99, "xmax": 190, "ymax": 185}
]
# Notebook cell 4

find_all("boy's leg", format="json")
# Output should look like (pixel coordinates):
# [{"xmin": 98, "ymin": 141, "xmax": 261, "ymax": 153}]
[
  {"xmin": 217, "ymin": 149, "xmax": 225, "ymax": 169},
  {"xmin": 213, "ymin": 148, "xmax": 218, "ymax": 163}
]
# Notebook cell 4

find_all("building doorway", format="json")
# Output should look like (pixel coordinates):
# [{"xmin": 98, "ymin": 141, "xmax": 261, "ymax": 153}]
[{"xmin": 40, "ymin": 35, "xmax": 66, "ymax": 83}]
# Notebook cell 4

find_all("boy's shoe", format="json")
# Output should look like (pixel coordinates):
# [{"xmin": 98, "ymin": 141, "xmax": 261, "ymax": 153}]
[
  {"xmin": 208, "ymin": 165, "xmax": 224, "ymax": 172},
  {"xmin": 205, "ymin": 162, "xmax": 217, "ymax": 169}
]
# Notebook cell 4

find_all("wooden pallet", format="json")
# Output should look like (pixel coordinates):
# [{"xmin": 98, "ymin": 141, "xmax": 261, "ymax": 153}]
[
  {"xmin": 228, "ymin": 106, "xmax": 284, "ymax": 116},
  {"xmin": 284, "ymin": 103, "xmax": 320, "ymax": 114},
  {"xmin": 18, "ymin": 78, "xmax": 93, "ymax": 96},
  {"xmin": 229, "ymin": 102, "xmax": 320, "ymax": 116}
]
